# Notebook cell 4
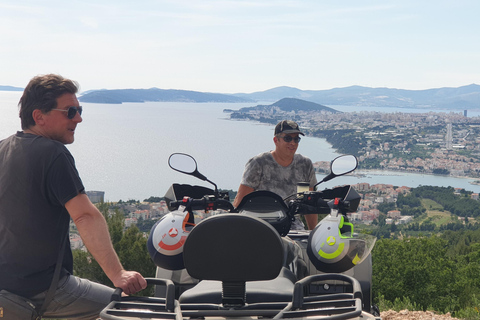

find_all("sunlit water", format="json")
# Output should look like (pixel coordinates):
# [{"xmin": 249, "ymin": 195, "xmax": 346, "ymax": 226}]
[{"xmin": 2, "ymin": 91, "xmax": 480, "ymax": 201}]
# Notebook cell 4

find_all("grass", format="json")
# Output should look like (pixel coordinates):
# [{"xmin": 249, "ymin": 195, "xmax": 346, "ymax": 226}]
[
  {"xmin": 422, "ymin": 198, "xmax": 443, "ymax": 211},
  {"xmin": 420, "ymin": 199, "xmax": 456, "ymax": 226}
]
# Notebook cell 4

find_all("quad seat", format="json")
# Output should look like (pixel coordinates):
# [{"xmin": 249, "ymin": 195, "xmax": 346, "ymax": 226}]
[{"xmin": 179, "ymin": 214, "xmax": 296, "ymax": 306}]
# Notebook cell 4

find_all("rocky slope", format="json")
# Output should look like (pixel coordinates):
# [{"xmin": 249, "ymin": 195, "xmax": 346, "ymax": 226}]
[{"xmin": 381, "ymin": 310, "xmax": 458, "ymax": 320}]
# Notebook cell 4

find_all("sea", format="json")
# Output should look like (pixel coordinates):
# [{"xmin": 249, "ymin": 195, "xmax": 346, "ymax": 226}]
[{"xmin": 2, "ymin": 90, "xmax": 480, "ymax": 202}]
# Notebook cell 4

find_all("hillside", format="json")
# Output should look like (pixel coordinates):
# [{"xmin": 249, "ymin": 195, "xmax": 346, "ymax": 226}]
[
  {"xmin": 227, "ymin": 98, "xmax": 340, "ymax": 123},
  {"xmin": 241, "ymin": 97, "xmax": 340, "ymax": 112},
  {"xmin": 78, "ymin": 88, "xmax": 253, "ymax": 104},
  {"xmin": 0, "ymin": 85, "xmax": 23, "ymax": 91},
  {"xmin": 381, "ymin": 310, "xmax": 457, "ymax": 319}
]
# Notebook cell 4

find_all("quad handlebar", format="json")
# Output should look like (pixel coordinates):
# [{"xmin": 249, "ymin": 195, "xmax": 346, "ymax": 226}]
[
  {"xmin": 169, "ymin": 195, "xmax": 235, "ymax": 212},
  {"xmin": 168, "ymin": 184, "xmax": 360, "ymax": 219},
  {"xmin": 166, "ymin": 153, "xmax": 360, "ymax": 218}
]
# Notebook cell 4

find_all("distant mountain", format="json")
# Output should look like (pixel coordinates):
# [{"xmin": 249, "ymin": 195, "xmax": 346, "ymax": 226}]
[
  {"xmin": 79, "ymin": 88, "xmax": 253, "ymax": 104},
  {"xmin": 233, "ymin": 84, "xmax": 480, "ymax": 109},
  {"xmin": 233, "ymin": 97, "xmax": 340, "ymax": 113},
  {"xmin": 40, "ymin": 83, "xmax": 480, "ymax": 109},
  {"xmin": 233, "ymin": 86, "xmax": 311, "ymax": 101},
  {"xmin": 0, "ymin": 86, "xmax": 23, "ymax": 92}
]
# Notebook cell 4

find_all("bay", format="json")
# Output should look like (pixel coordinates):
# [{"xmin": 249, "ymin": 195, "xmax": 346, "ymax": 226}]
[{"xmin": 1, "ymin": 91, "xmax": 480, "ymax": 201}]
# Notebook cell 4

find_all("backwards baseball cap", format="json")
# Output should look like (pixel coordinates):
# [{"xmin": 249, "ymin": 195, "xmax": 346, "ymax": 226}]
[{"xmin": 274, "ymin": 120, "xmax": 305, "ymax": 136}]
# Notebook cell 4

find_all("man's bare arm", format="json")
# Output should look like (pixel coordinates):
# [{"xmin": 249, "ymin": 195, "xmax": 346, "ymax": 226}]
[
  {"xmin": 304, "ymin": 186, "xmax": 318, "ymax": 230},
  {"xmin": 66, "ymin": 193, "xmax": 147, "ymax": 295},
  {"xmin": 232, "ymin": 184, "xmax": 255, "ymax": 208}
]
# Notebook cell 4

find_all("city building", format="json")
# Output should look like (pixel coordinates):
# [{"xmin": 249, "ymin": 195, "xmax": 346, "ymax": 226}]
[{"xmin": 86, "ymin": 190, "xmax": 105, "ymax": 203}]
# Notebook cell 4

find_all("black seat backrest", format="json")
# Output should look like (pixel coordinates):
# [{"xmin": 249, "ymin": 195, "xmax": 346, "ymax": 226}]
[{"xmin": 183, "ymin": 214, "xmax": 284, "ymax": 282}]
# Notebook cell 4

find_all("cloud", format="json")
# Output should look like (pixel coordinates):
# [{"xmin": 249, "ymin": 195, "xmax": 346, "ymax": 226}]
[{"xmin": 80, "ymin": 17, "xmax": 99, "ymax": 29}]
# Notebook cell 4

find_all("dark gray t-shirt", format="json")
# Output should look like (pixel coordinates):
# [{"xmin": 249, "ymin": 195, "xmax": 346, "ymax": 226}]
[
  {"xmin": 240, "ymin": 152, "xmax": 317, "ymax": 200},
  {"xmin": 0, "ymin": 132, "xmax": 84, "ymax": 297}
]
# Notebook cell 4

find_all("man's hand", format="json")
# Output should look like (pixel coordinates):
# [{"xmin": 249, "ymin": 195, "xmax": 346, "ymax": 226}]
[{"xmin": 112, "ymin": 270, "xmax": 147, "ymax": 295}]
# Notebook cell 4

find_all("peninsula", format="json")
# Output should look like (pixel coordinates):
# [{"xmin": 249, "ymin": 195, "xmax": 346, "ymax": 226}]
[{"xmin": 226, "ymin": 98, "xmax": 480, "ymax": 180}]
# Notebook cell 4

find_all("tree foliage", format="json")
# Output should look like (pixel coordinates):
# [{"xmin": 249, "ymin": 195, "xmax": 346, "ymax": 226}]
[
  {"xmin": 114, "ymin": 225, "xmax": 154, "ymax": 281},
  {"xmin": 372, "ymin": 185, "xmax": 480, "ymax": 315},
  {"xmin": 410, "ymin": 186, "xmax": 480, "ymax": 217},
  {"xmin": 377, "ymin": 202, "xmax": 396, "ymax": 214},
  {"xmin": 136, "ymin": 217, "xmax": 157, "ymax": 233},
  {"xmin": 143, "ymin": 196, "xmax": 164, "ymax": 202},
  {"xmin": 396, "ymin": 193, "xmax": 422, "ymax": 208},
  {"xmin": 373, "ymin": 230, "xmax": 480, "ymax": 315},
  {"xmin": 312, "ymin": 129, "xmax": 364, "ymax": 156}
]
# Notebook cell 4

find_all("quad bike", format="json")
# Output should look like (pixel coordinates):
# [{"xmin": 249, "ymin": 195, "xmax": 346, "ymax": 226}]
[{"xmin": 100, "ymin": 153, "xmax": 380, "ymax": 320}]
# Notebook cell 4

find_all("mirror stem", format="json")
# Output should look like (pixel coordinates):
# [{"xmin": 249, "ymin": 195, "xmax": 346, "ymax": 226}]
[{"xmin": 206, "ymin": 179, "xmax": 219, "ymax": 196}]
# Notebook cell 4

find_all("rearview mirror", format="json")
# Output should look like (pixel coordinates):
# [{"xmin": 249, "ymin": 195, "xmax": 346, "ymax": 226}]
[
  {"xmin": 331, "ymin": 154, "xmax": 358, "ymax": 176},
  {"xmin": 315, "ymin": 154, "xmax": 358, "ymax": 188},
  {"xmin": 169, "ymin": 153, "xmax": 197, "ymax": 174},
  {"xmin": 168, "ymin": 152, "xmax": 216, "ymax": 191}
]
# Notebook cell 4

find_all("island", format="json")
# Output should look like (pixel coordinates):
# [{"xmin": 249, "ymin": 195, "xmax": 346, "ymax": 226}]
[{"xmin": 78, "ymin": 88, "xmax": 253, "ymax": 104}]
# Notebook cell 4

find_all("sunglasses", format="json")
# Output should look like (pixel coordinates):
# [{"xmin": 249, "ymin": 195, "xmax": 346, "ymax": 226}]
[
  {"xmin": 51, "ymin": 106, "xmax": 83, "ymax": 119},
  {"xmin": 280, "ymin": 135, "xmax": 301, "ymax": 143}
]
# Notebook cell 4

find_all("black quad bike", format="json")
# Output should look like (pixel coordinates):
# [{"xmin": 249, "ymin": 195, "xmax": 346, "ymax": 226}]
[{"xmin": 100, "ymin": 153, "xmax": 381, "ymax": 320}]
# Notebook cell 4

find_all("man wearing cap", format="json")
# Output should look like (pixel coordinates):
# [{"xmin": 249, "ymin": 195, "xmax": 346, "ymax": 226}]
[{"xmin": 233, "ymin": 120, "xmax": 318, "ymax": 230}]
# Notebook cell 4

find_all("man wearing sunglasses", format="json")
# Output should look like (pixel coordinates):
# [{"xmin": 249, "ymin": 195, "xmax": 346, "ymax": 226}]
[
  {"xmin": 0, "ymin": 74, "xmax": 147, "ymax": 319},
  {"xmin": 233, "ymin": 120, "xmax": 318, "ymax": 230}
]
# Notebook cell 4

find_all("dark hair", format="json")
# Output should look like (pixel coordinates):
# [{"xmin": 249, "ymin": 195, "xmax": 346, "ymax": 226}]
[{"xmin": 19, "ymin": 74, "xmax": 79, "ymax": 129}]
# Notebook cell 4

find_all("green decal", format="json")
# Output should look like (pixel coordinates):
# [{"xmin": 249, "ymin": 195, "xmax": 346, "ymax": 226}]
[
  {"xmin": 318, "ymin": 243, "xmax": 345, "ymax": 259},
  {"xmin": 352, "ymin": 253, "xmax": 361, "ymax": 265}
]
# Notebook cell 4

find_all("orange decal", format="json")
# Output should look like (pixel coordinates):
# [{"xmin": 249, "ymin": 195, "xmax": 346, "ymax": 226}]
[
  {"xmin": 168, "ymin": 228, "xmax": 178, "ymax": 237},
  {"xmin": 158, "ymin": 236, "xmax": 187, "ymax": 251}
]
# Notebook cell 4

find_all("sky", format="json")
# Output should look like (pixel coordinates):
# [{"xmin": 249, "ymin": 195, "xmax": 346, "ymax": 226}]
[{"xmin": 1, "ymin": 0, "xmax": 479, "ymax": 93}]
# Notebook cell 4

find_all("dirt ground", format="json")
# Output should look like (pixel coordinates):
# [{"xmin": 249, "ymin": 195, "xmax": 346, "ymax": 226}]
[{"xmin": 381, "ymin": 310, "xmax": 458, "ymax": 320}]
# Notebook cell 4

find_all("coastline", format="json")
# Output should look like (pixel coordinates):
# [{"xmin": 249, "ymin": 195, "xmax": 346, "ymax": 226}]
[
  {"xmin": 356, "ymin": 168, "xmax": 477, "ymax": 180},
  {"xmin": 344, "ymin": 169, "xmax": 480, "ymax": 193}
]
